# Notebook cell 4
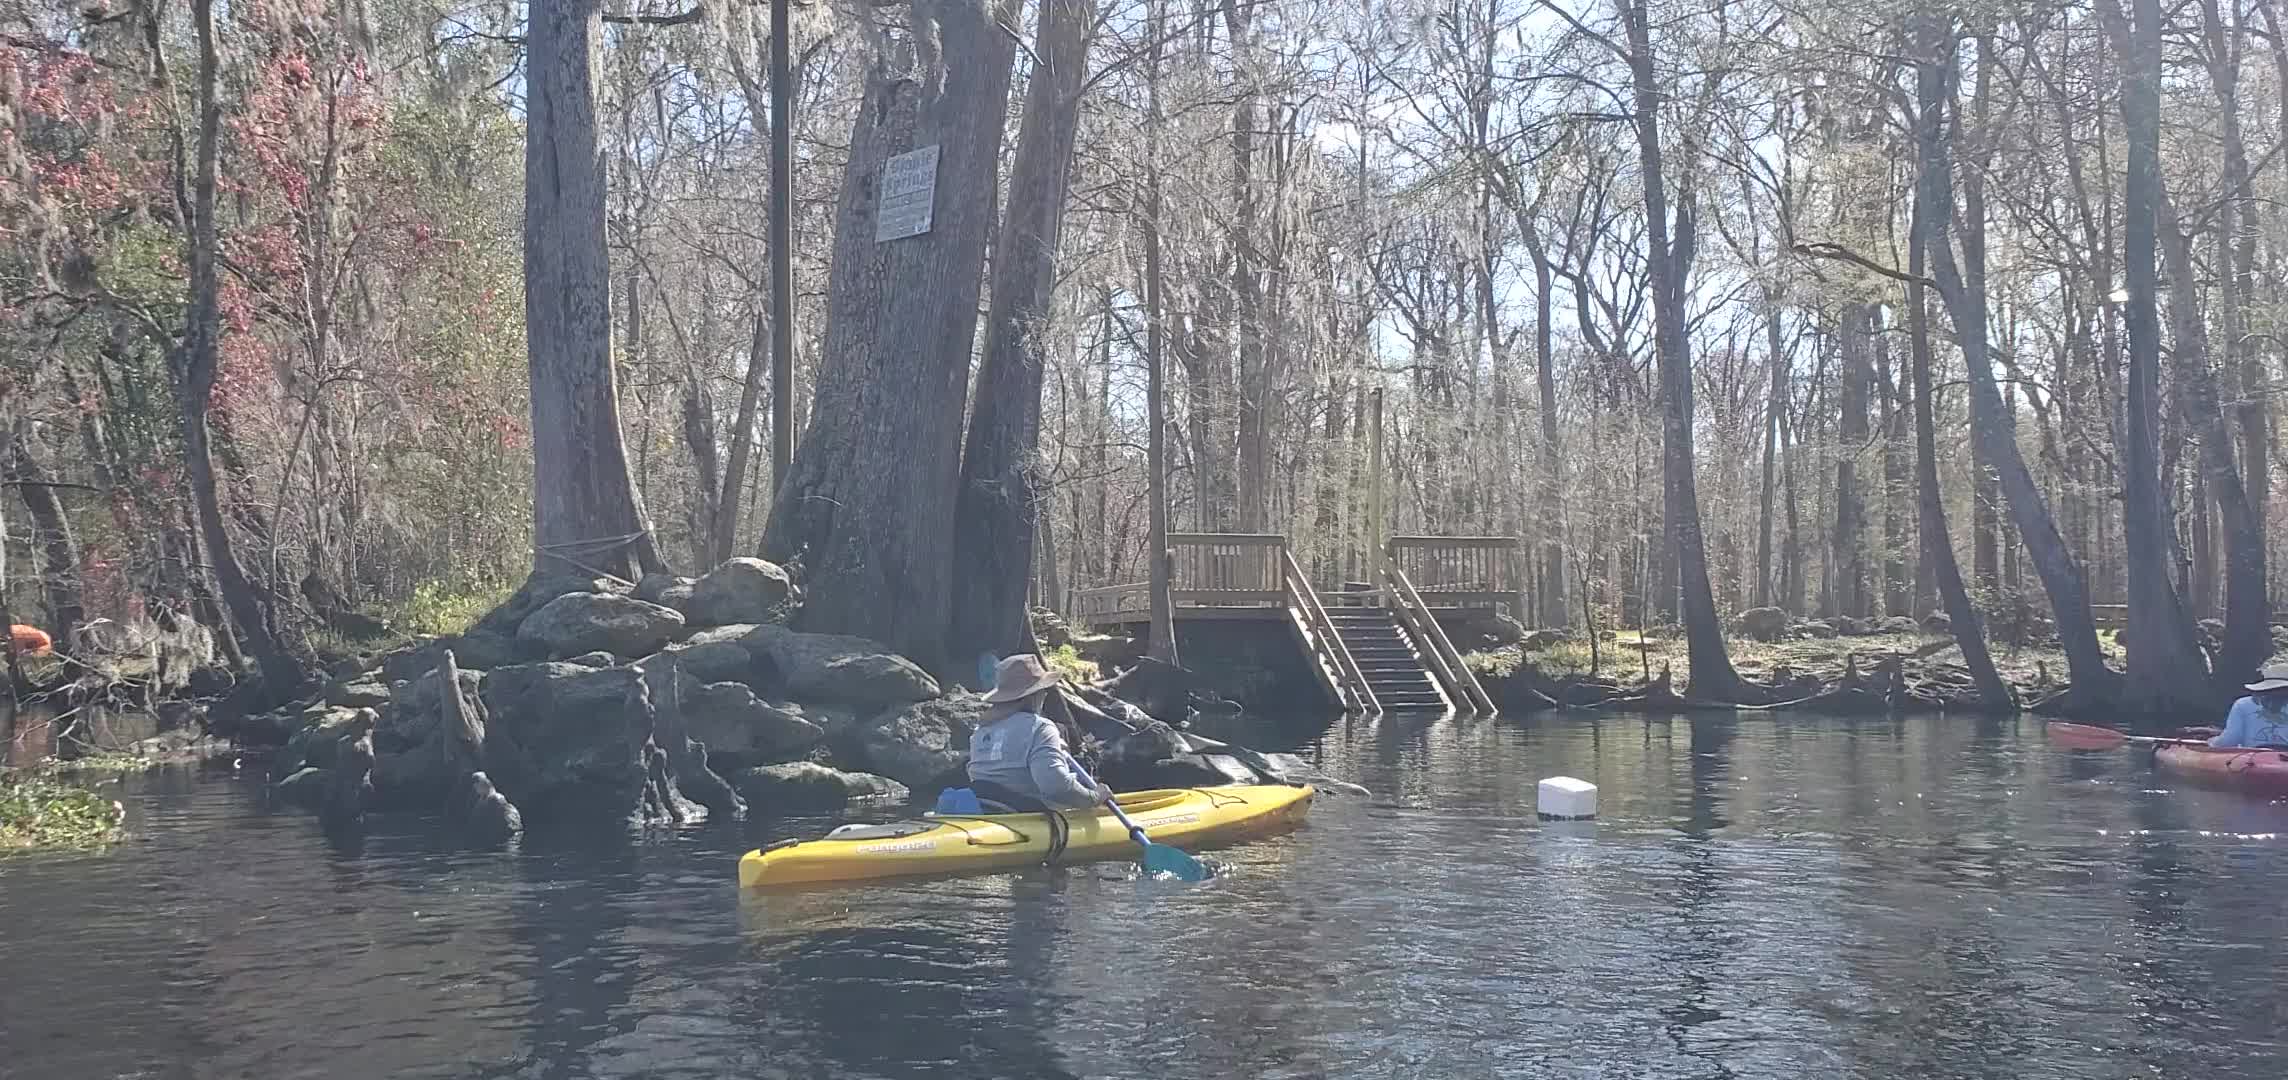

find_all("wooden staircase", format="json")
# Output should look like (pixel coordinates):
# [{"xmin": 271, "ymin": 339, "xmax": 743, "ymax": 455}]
[{"xmin": 1326, "ymin": 609, "xmax": 1450, "ymax": 711}]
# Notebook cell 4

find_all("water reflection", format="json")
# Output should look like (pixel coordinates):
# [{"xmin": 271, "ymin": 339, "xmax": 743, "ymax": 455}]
[{"xmin": 4, "ymin": 711, "xmax": 2287, "ymax": 1079}]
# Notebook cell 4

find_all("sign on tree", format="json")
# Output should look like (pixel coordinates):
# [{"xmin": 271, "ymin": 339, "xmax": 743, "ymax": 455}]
[{"xmin": 875, "ymin": 145, "xmax": 941, "ymax": 242}]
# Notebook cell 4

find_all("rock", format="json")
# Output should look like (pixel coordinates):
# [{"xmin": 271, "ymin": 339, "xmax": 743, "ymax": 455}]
[
  {"xmin": 470, "ymin": 573, "xmax": 631, "ymax": 639},
  {"xmin": 1879, "ymin": 616, "xmax": 1920, "ymax": 635},
  {"xmin": 273, "ymin": 767, "xmax": 331, "ymax": 808},
  {"xmin": 380, "ymin": 633, "xmax": 542, "ymax": 685},
  {"xmin": 685, "ymin": 558, "xmax": 795, "ymax": 627},
  {"xmin": 1831, "ymin": 615, "xmax": 1870, "ymax": 636},
  {"xmin": 785, "ymin": 702, "xmax": 863, "ymax": 740},
  {"xmin": 682, "ymin": 681, "xmax": 825, "ymax": 768},
  {"xmin": 326, "ymin": 679, "xmax": 392, "ymax": 709},
  {"xmin": 1102, "ymin": 719, "xmax": 1187, "ymax": 770},
  {"xmin": 653, "ymin": 582, "xmax": 696, "ymax": 616},
  {"xmin": 448, "ymin": 771, "xmax": 520, "ymax": 844},
  {"xmin": 1798, "ymin": 620, "xmax": 1839, "ymax": 639},
  {"xmin": 326, "ymin": 731, "xmax": 375, "ymax": 826},
  {"xmin": 849, "ymin": 693, "xmax": 984, "ymax": 789},
  {"xmin": 1731, "ymin": 606, "xmax": 1789, "ymax": 642},
  {"xmin": 478, "ymin": 662, "xmax": 648, "ymax": 813},
  {"xmin": 660, "ymin": 638, "xmax": 759, "ymax": 685},
  {"xmin": 563, "ymin": 651, "xmax": 619, "ymax": 668},
  {"xmin": 381, "ymin": 668, "xmax": 483, "ymax": 751},
  {"xmin": 272, "ymin": 706, "xmax": 370, "ymax": 779},
  {"xmin": 1030, "ymin": 608, "xmax": 1073, "ymax": 648},
  {"xmin": 738, "ymin": 624, "xmax": 940, "ymax": 707},
  {"xmin": 517, "ymin": 592, "xmax": 685, "ymax": 658},
  {"xmin": 1923, "ymin": 611, "xmax": 1953, "ymax": 635},
  {"xmin": 635, "ymin": 573, "xmax": 696, "ymax": 606},
  {"xmin": 732, "ymin": 762, "xmax": 909, "ymax": 812}
]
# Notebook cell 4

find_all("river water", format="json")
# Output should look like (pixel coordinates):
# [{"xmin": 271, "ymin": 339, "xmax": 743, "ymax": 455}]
[{"xmin": 3, "ymin": 711, "xmax": 2285, "ymax": 1079}]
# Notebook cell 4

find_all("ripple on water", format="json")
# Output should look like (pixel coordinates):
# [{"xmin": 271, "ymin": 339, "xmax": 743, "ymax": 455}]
[{"xmin": 4, "ymin": 713, "xmax": 2288, "ymax": 1078}]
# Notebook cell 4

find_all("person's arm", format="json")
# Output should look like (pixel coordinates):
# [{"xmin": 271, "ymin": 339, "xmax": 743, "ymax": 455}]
[
  {"xmin": 2210, "ymin": 699, "xmax": 2255, "ymax": 748},
  {"xmin": 1024, "ymin": 718, "xmax": 1104, "ymax": 809}
]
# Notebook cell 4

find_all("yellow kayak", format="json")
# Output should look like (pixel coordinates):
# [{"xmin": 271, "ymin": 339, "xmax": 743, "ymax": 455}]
[{"xmin": 737, "ymin": 784, "xmax": 1314, "ymax": 888}]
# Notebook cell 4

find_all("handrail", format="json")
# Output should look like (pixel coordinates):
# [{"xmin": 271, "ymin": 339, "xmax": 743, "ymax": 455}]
[
  {"xmin": 1378, "ymin": 554, "xmax": 1496, "ymax": 714},
  {"xmin": 1280, "ymin": 546, "xmax": 1379, "ymax": 715}
]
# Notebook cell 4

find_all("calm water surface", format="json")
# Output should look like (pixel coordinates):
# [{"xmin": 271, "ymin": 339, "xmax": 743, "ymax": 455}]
[{"xmin": 4, "ymin": 711, "xmax": 2286, "ymax": 1079}]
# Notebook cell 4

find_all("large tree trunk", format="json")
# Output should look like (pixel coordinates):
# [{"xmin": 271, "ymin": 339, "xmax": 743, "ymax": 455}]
[
  {"xmin": 6, "ymin": 429, "xmax": 86, "ymax": 650},
  {"xmin": 526, "ymin": 0, "xmax": 665, "ymax": 582},
  {"xmin": 761, "ymin": 0, "xmax": 1020, "ymax": 672},
  {"xmin": 1226, "ymin": 0, "xmax": 1267, "ymax": 532},
  {"xmin": 1877, "ymin": 330, "xmax": 1913, "ymax": 616},
  {"xmin": 2108, "ymin": 0, "xmax": 2213, "ymax": 710},
  {"xmin": 1917, "ymin": 19, "xmax": 2114, "ymax": 699},
  {"xmin": 947, "ymin": 0, "xmax": 1092, "ymax": 666},
  {"xmin": 1831, "ymin": 301, "xmax": 1874, "ymax": 619},
  {"xmin": 1756, "ymin": 305, "xmax": 1787, "ymax": 610},
  {"xmin": 1143, "ymin": 0, "xmax": 1178, "ymax": 666},
  {"xmin": 1622, "ymin": 0, "xmax": 1739, "ymax": 697},
  {"xmin": 1524, "ymin": 219, "xmax": 1567, "ymax": 627},
  {"xmin": 175, "ymin": 0, "xmax": 304, "ymax": 695},
  {"xmin": 1907, "ymin": 168, "xmax": 2012, "ymax": 708}
]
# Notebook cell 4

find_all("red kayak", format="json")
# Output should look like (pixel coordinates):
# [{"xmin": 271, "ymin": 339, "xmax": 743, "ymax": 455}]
[{"xmin": 2155, "ymin": 744, "xmax": 2288, "ymax": 794}]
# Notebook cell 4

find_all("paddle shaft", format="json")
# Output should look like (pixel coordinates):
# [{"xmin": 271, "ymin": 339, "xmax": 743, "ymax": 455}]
[{"xmin": 1071, "ymin": 763, "xmax": 1151, "ymax": 847}]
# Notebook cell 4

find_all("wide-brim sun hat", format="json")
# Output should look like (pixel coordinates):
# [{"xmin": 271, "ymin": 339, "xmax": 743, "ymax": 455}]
[
  {"xmin": 2247, "ymin": 663, "xmax": 2288, "ymax": 693},
  {"xmin": 984, "ymin": 654, "xmax": 1060, "ymax": 703}
]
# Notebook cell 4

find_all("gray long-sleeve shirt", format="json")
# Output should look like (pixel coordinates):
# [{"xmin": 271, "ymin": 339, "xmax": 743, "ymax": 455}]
[{"xmin": 967, "ymin": 711, "xmax": 1098, "ymax": 809}]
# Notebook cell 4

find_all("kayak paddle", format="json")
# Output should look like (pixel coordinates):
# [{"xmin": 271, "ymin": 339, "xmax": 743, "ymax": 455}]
[
  {"xmin": 2047, "ymin": 721, "xmax": 2209, "ymax": 751},
  {"xmin": 1074, "ymin": 762, "xmax": 1211, "ymax": 882}
]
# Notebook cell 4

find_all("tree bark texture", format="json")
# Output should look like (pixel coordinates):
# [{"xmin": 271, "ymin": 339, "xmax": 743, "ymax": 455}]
[
  {"xmin": 526, "ymin": 0, "xmax": 665, "ymax": 581},
  {"xmin": 948, "ymin": 0, "xmax": 1093, "ymax": 665},
  {"xmin": 760, "ymin": 0, "xmax": 1020, "ymax": 671},
  {"xmin": 1623, "ymin": 0, "xmax": 1739, "ymax": 697},
  {"xmin": 1917, "ymin": 19, "xmax": 2113, "ymax": 698}
]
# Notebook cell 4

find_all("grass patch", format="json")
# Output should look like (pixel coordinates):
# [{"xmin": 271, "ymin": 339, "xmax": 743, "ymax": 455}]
[
  {"xmin": 382, "ymin": 578, "xmax": 519, "ymax": 638},
  {"xmin": 1042, "ymin": 643, "xmax": 1098, "ymax": 684},
  {"xmin": 1, "ymin": 770, "xmax": 126, "ymax": 853}
]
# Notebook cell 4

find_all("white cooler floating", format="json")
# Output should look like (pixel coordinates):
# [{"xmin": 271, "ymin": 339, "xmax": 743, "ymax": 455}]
[{"xmin": 1537, "ymin": 776, "xmax": 1598, "ymax": 821}]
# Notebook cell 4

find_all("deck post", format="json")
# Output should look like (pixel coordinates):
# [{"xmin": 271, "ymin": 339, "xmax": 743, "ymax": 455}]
[{"xmin": 1369, "ymin": 387, "xmax": 1385, "ymax": 598}]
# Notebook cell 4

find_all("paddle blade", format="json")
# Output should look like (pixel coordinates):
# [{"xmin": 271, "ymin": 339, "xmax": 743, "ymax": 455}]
[
  {"xmin": 977, "ymin": 652, "xmax": 999, "ymax": 691},
  {"xmin": 1139, "ymin": 842, "xmax": 1211, "ymax": 882},
  {"xmin": 2048, "ymin": 721, "xmax": 2130, "ymax": 751}
]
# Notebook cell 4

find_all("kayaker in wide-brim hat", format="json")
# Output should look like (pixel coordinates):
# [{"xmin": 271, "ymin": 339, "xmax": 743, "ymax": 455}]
[
  {"xmin": 963, "ymin": 655, "xmax": 1112, "ymax": 813},
  {"xmin": 2200, "ymin": 663, "xmax": 2288, "ymax": 750}
]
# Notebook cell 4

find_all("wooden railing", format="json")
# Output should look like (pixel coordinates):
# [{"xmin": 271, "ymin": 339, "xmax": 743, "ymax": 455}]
[
  {"xmin": 1386, "ymin": 536, "xmax": 1521, "ymax": 606},
  {"xmin": 1379, "ymin": 554, "xmax": 1497, "ymax": 714},
  {"xmin": 1071, "ymin": 534, "xmax": 1288, "ymax": 621},
  {"xmin": 1280, "ymin": 546, "xmax": 1379, "ymax": 714}
]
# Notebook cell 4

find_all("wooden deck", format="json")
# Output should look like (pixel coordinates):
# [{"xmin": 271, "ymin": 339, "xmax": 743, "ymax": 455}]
[{"xmin": 1070, "ymin": 534, "xmax": 1509, "ymax": 714}]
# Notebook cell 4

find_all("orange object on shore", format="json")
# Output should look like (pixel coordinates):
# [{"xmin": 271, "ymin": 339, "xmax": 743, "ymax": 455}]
[{"xmin": 9, "ymin": 624, "xmax": 53, "ymax": 656}]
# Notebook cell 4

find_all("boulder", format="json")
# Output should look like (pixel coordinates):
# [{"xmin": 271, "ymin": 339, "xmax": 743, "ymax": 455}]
[
  {"xmin": 1831, "ymin": 615, "xmax": 1870, "ymax": 636},
  {"xmin": 380, "ymin": 633, "xmax": 543, "ymax": 685},
  {"xmin": 563, "ymin": 651, "xmax": 619, "ymax": 668},
  {"xmin": 477, "ymin": 662, "xmax": 649, "ymax": 812},
  {"xmin": 381, "ymin": 667, "xmax": 484, "ymax": 750},
  {"xmin": 1879, "ymin": 616, "xmax": 1920, "ymax": 635},
  {"xmin": 1797, "ymin": 620, "xmax": 1839, "ymax": 639},
  {"xmin": 737, "ymin": 624, "xmax": 940, "ymax": 707},
  {"xmin": 1102, "ymin": 719, "xmax": 1187, "ymax": 771},
  {"xmin": 1923, "ymin": 611, "xmax": 1953, "ymax": 635},
  {"xmin": 659, "ymin": 637, "xmax": 759, "ymax": 685},
  {"xmin": 849, "ymin": 692, "xmax": 985, "ymax": 789},
  {"xmin": 326, "ymin": 679, "xmax": 391, "ymax": 709},
  {"xmin": 517, "ymin": 592, "xmax": 684, "ymax": 658},
  {"xmin": 732, "ymin": 762, "xmax": 909, "ymax": 812},
  {"xmin": 682, "ymin": 681, "xmax": 825, "ymax": 768},
  {"xmin": 685, "ymin": 558, "xmax": 795, "ymax": 627},
  {"xmin": 470, "ymin": 573, "xmax": 631, "ymax": 639},
  {"xmin": 1731, "ymin": 606, "xmax": 1789, "ymax": 642},
  {"xmin": 635, "ymin": 573, "xmax": 696, "ymax": 607}
]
